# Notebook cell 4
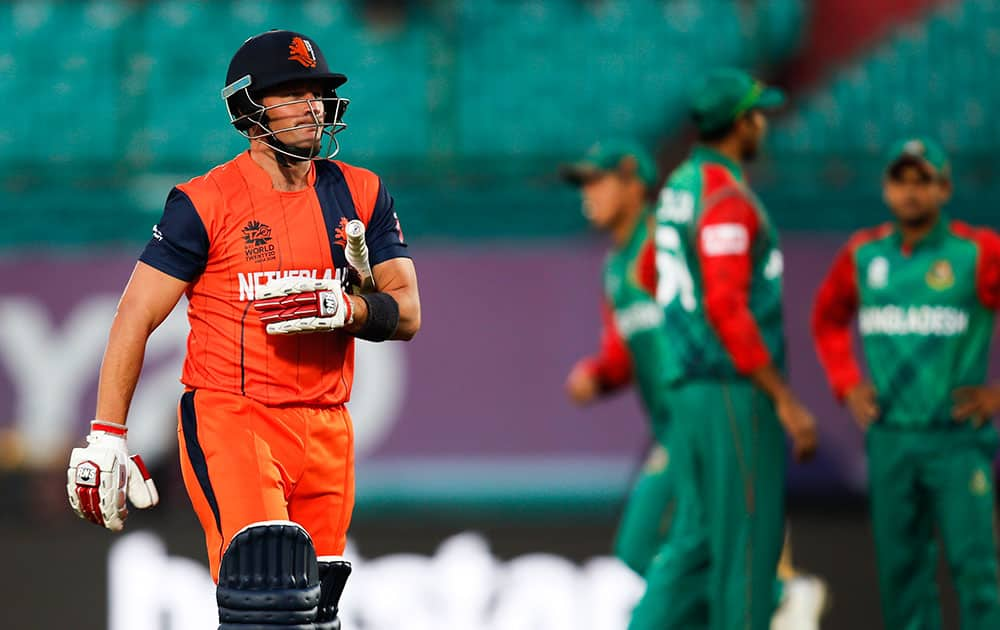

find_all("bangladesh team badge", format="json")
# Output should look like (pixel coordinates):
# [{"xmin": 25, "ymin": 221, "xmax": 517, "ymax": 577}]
[
  {"xmin": 926, "ymin": 259, "xmax": 954, "ymax": 291},
  {"xmin": 643, "ymin": 445, "xmax": 669, "ymax": 474},
  {"xmin": 971, "ymin": 468, "xmax": 989, "ymax": 496}
]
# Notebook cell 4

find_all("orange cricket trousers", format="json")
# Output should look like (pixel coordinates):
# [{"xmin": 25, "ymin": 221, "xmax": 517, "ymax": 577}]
[{"xmin": 176, "ymin": 389, "xmax": 355, "ymax": 581}]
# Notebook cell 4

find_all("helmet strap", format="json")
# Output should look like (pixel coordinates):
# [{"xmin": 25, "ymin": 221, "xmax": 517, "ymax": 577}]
[
  {"xmin": 248, "ymin": 113, "xmax": 314, "ymax": 165},
  {"xmin": 232, "ymin": 91, "xmax": 346, "ymax": 162},
  {"xmin": 271, "ymin": 140, "xmax": 309, "ymax": 166}
]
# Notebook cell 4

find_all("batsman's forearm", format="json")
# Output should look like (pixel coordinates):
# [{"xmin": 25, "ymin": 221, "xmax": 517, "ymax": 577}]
[
  {"xmin": 344, "ymin": 295, "xmax": 368, "ymax": 335},
  {"xmin": 344, "ymin": 287, "xmax": 420, "ymax": 341},
  {"xmin": 94, "ymin": 311, "xmax": 154, "ymax": 426},
  {"xmin": 388, "ymin": 287, "xmax": 420, "ymax": 340},
  {"xmin": 351, "ymin": 258, "xmax": 420, "ymax": 341}
]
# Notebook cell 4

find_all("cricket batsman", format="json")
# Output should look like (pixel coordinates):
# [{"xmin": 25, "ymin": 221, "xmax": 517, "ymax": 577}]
[
  {"xmin": 65, "ymin": 29, "xmax": 421, "ymax": 629},
  {"xmin": 627, "ymin": 68, "xmax": 818, "ymax": 630},
  {"xmin": 562, "ymin": 132, "xmax": 825, "ymax": 629},
  {"xmin": 813, "ymin": 137, "xmax": 1000, "ymax": 629}
]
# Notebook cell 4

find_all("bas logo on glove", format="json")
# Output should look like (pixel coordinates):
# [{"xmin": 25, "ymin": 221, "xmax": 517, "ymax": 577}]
[
  {"xmin": 253, "ymin": 277, "xmax": 354, "ymax": 335},
  {"xmin": 321, "ymin": 291, "xmax": 342, "ymax": 316},
  {"xmin": 67, "ymin": 421, "xmax": 159, "ymax": 532},
  {"xmin": 75, "ymin": 461, "xmax": 99, "ymax": 486}
]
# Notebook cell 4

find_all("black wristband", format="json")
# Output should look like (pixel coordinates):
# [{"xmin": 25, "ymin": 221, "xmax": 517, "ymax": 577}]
[{"xmin": 355, "ymin": 292, "xmax": 400, "ymax": 342}]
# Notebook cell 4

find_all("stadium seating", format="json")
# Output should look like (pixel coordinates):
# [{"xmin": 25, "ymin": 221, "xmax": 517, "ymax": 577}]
[
  {"xmin": 766, "ymin": 0, "xmax": 1000, "ymax": 229},
  {"xmin": 7, "ymin": 0, "xmax": 998, "ymax": 244},
  {"xmin": 771, "ymin": 0, "xmax": 1000, "ymax": 154}
]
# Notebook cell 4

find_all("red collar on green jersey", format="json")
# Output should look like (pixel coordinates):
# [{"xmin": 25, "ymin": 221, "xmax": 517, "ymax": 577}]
[
  {"xmin": 692, "ymin": 145, "xmax": 745, "ymax": 182},
  {"xmin": 888, "ymin": 214, "xmax": 950, "ymax": 256}
]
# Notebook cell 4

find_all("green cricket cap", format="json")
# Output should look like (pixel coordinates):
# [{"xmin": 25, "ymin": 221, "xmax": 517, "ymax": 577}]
[
  {"xmin": 885, "ymin": 136, "xmax": 951, "ymax": 180},
  {"xmin": 690, "ymin": 67, "xmax": 785, "ymax": 134},
  {"xmin": 560, "ymin": 140, "xmax": 658, "ymax": 189}
]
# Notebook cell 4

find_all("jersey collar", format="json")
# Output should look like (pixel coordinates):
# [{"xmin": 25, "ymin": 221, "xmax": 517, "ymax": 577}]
[
  {"xmin": 692, "ymin": 145, "xmax": 744, "ymax": 182},
  {"xmin": 611, "ymin": 204, "xmax": 652, "ymax": 256},
  {"xmin": 236, "ymin": 150, "xmax": 317, "ymax": 193},
  {"xmin": 891, "ymin": 213, "xmax": 949, "ymax": 255}
]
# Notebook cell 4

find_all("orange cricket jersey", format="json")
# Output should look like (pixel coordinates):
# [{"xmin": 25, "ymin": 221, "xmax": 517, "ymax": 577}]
[{"xmin": 139, "ymin": 151, "xmax": 409, "ymax": 406}]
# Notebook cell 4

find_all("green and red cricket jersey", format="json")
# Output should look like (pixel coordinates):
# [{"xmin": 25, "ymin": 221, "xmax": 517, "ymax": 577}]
[
  {"xmin": 653, "ymin": 146, "xmax": 785, "ymax": 382},
  {"xmin": 813, "ymin": 217, "xmax": 1000, "ymax": 427},
  {"xmin": 574, "ymin": 214, "xmax": 674, "ymax": 441}
]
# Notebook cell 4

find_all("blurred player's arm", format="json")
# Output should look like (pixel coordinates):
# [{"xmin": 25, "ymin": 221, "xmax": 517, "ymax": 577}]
[
  {"xmin": 697, "ymin": 195, "xmax": 817, "ymax": 460},
  {"xmin": 566, "ymin": 301, "xmax": 633, "ymax": 405},
  {"xmin": 811, "ymin": 240, "xmax": 878, "ymax": 428},
  {"xmin": 951, "ymin": 224, "xmax": 1000, "ymax": 424},
  {"xmin": 566, "ymin": 233, "xmax": 657, "ymax": 405}
]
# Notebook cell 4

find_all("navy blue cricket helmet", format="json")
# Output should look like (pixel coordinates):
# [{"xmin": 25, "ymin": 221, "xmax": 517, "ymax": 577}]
[{"xmin": 221, "ymin": 30, "xmax": 350, "ymax": 161}]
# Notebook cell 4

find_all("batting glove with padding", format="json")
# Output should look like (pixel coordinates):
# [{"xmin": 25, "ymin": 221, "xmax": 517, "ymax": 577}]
[
  {"xmin": 67, "ymin": 421, "xmax": 159, "ymax": 531},
  {"xmin": 253, "ymin": 277, "xmax": 354, "ymax": 335}
]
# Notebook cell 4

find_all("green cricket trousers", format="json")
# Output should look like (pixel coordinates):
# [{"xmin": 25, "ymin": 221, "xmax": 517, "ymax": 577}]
[
  {"xmin": 867, "ymin": 423, "xmax": 1000, "ymax": 630},
  {"xmin": 629, "ymin": 381, "xmax": 786, "ymax": 630}
]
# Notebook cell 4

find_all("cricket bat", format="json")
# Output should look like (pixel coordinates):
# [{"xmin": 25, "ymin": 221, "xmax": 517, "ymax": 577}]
[{"xmin": 344, "ymin": 219, "xmax": 376, "ymax": 293}]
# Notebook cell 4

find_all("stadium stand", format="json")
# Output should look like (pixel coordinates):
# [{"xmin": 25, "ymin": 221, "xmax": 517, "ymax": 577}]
[
  {"xmin": 767, "ymin": 0, "xmax": 1000, "ymax": 229},
  {"xmin": 4, "ymin": 0, "xmax": 997, "ymax": 245}
]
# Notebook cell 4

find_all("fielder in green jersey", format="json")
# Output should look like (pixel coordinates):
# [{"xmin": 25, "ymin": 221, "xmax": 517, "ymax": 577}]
[
  {"xmin": 562, "ymin": 140, "xmax": 676, "ymax": 577},
  {"xmin": 631, "ymin": 68, "xmax": 818, "ymax": 630},
  {"xmin": 813, "ymin": 137, "xmax": 1000, "ymax": 630},
  {"xmin": 562, "ymin": 139, "xmax": 828, "ymax": 630}
]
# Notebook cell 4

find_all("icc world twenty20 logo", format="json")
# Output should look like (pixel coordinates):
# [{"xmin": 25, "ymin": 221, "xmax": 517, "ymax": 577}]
[{"xmin": 243, "ymin": 220, "xmax": 277, "ymax": 263}]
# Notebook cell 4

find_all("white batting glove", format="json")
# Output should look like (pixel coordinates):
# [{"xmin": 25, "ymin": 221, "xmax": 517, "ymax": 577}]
[
  {"xmin": 67, "ymin": 421, "xmax": 159, "ymax": 532},
  {"xmin": 253, "ymin": 277, "xmax": 354, "ymax": 335}
]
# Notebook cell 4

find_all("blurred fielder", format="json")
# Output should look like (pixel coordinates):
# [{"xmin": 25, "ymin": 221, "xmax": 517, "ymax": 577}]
[
  {"xmin": 625, "ymin": 68, "xmax": 818, "ymax": 630},
  {"xmin": 562, "ymin": 138, "xmax": 826, "ymax": 630},
  {"xmin": 66, "ymin": 29, "xmax": 420, "ymax": 629},
  {"xmin": 561, "ymin": 140, "xmax": 674, "ymax": 580},
  {"xmin": 813, "ymin": 137, "xmax": 1000, "ymax": 629}
]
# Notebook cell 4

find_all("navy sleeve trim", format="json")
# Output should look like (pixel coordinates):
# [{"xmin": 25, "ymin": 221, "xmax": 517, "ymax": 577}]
[
  {"xmin": 367, "ymin": 179, "xmax": 410, "ymax": 266},
  {"xmin": 138, "ymin": 188, "xmax": 210, "ymax": 282}
]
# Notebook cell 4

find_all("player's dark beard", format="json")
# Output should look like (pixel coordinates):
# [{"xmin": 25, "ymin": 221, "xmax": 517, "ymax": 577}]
[
  {"xmin": 251, "ymin": 117, "xmax": 324, "ymax": 164},
  {"xmin": 270, "ymin": 130, "xmax": 324, "ymax": 164},
  {"xmin": 741, "ymin": 137, "xmax": 760, "ymax": 162},
  {"xmin": 897, "ymin": 208, "xmax": 938, "ymax": 230}
]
